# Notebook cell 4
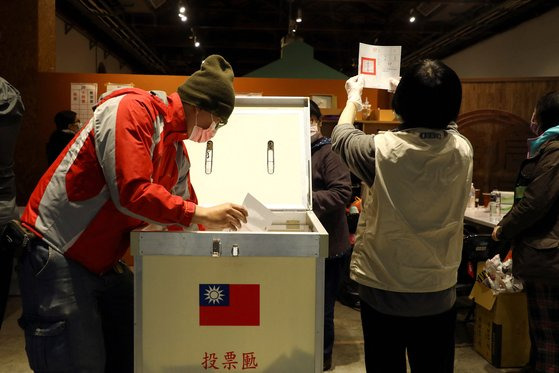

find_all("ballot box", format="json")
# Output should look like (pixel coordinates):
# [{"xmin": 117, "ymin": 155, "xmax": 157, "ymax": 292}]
[{"xmin": 132, "ymin": 97, "xmax": 328, "ymax": 373}]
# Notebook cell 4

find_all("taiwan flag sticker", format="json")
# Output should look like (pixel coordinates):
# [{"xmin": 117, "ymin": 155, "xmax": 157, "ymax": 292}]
[{"xmin": 199, "ymin": 284, "xmax": 260, "ymax": 326}]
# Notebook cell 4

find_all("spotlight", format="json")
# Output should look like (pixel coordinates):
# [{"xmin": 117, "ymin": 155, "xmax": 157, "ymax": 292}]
[
  {"xmin": 194, "ymin": 37, "xmax": 200, "ymax": 47},
  {"xmin": 178, "ymin": 2, "xmax": 187, "ymax": 21},
  {"xmin": 296, "ymin": 8, "xmax": 302, "ymax": 23},
  {"xmin": 409, "ymin": 9, "xmax": 416, "ymax": 23},
  {"xmin": 409, "ymin": 16, "xmax": 416, "ymax": 23},
  {"xmin": 288, "ymin": 19, "xmax": 297, "ymax": 34}
]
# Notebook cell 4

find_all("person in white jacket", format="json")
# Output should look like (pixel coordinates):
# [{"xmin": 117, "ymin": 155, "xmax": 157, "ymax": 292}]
[{"xmin": 332, "ymin": 60, "xmax": 473, "ymax": 373}]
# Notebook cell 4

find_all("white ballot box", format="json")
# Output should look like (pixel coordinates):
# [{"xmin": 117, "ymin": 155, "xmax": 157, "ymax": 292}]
[{"xmin": 132, "ymin": 97, "xmax": 328, "ymax": 372}]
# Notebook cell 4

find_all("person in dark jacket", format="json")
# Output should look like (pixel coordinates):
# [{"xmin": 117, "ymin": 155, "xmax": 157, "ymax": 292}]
[
  {"xmin": 493, "ymin": 90, "xmax": 559, "ymax": 373},
  {"xmin": 46, "ymin": 110, "xmax": 80, "ymax": 165},
  {"xmin": 0, "ymin": 77, "xmax": 24, "ymax": 329},
  {"xmin": 310, "ymin": 99, "xmax": 352, "ymax": 371}
]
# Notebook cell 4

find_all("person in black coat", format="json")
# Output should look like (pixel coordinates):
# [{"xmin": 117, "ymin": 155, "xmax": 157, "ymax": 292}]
[
  {"xmin": 493, "ymin": 91, "xmax": 559, "ymax": 372},
  {"xmin": 46, "ymin": 110, "xmax": 80, "ymax": 165},
  {"xmin": 310, "ymin": 99, "xmax": 352, "ymax": 371}
]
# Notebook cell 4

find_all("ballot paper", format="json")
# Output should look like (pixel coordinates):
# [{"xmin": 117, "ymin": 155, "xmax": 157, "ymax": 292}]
[
  {"xmin": 358, "ymin": 43, "xmax": 401, "ymax": 90},
  {"xmin": 239, "ymin": 193, "xmax": 274, "ymax": 232}
]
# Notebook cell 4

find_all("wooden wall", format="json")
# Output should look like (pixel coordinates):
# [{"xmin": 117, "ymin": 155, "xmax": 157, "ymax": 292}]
[
  {"xmin": 458, "ymin": 77, "xmax": 559, "ymax": 193},
  {"xmin": 15, "ymin": 73, "xmax": 559, "ymax": 204},
  {"xmin": 16, "ymin": 72, "xmax": 386, "ymax": 203},
  {"xmin": 461, "ymin": 77, "xmax": 559, "ymax": 120}
]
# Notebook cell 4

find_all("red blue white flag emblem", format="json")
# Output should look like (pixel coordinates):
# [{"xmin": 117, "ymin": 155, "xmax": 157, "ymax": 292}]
[{"xmin": 199, "ymin": 284, "xmax": 260, "ymax": 326}]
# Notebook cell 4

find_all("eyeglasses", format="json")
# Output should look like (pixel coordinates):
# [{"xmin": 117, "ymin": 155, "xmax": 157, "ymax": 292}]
[{"xmin": 211, "ymin": 114, "xmax": 226, "ymax": 130}]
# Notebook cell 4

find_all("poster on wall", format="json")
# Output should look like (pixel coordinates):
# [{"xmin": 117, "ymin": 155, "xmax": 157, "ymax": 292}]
[
  {"xmin": 106, "ymin": 82, "xmax": 134, "ymax": 94},
  {"xmin": 358, "ymin": 43, "xmax": 401, "ymax": 90},
  {"xmin": 71, "ymin": 83, "xmax": 98, "ymax": 125}
]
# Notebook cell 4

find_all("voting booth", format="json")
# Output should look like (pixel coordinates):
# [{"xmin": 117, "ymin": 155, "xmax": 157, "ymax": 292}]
[{"xmin": 132, "ymin": 97, "xmax": 328, "ymax": 372}]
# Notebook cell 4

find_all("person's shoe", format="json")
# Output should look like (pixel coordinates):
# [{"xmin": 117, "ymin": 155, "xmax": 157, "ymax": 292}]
[{"xmin": 323, "ymin": 354, "xmax": 332, "ymax": 371}]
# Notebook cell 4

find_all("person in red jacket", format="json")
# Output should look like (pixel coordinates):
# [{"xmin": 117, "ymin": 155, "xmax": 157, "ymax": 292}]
[{"xmin": 18, "ymin": 55, "xmax": 247, "ymax": 373}]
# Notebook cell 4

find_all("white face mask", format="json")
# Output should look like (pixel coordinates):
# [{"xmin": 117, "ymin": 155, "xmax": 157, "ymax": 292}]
[
  {"xmin": 310, "ymin": 120, "xmax": 320, "ymax": 142},
  {"xmin": 189, "ymin": 108, "xmax": 217, "ymax": 143},
  {"xmin": 530, "ymin": 111, "xmax": 543, "ymax": 136}
]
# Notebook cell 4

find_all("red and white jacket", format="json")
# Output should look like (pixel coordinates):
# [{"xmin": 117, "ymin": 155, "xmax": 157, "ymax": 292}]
[{"xmin": 22, "ymin": 88, "xmax": 198, "ymax": 274}]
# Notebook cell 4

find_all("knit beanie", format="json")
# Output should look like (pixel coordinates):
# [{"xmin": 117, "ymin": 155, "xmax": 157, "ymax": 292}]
[{"xmin": 177, "ymin": 55, "xmax": 235, "ymax": 123}]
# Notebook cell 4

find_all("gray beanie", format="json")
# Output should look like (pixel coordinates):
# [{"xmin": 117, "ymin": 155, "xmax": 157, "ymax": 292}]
[{"xmin": 177, "ymin": 55, "xmax": 235, "ymax": 123}]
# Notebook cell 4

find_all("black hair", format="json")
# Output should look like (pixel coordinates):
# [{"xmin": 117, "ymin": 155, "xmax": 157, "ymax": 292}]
[
  {"xmin": 535, "ymin": 91, "xmax": 559, "ymax": 132},
  {"xmin": 392, "ymin": 59, "xmax": 462, "ymax": 129},
  {"xmin": 310, "ymin": 99, "xmax": 322, "ymax": 120},
  {"xmin": 54, "ymin": 110, "xmax": 77, "ymax": 131}
]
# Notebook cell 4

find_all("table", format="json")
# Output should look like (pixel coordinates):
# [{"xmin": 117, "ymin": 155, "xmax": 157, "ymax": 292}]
[{"xmin": 464, "ymin": 207, "xmax": 503, "ymax": 228}]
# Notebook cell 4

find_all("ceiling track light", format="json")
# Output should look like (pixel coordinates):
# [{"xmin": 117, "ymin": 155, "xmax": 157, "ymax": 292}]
[
  {"xmin": 194, "ymin": 36, "xmax": 200, "ymax": 47},
  {"xmin": 178, "ymin": 2, "xmax": 187, "ymax": 22},
  {"xmin": 288, "ymin": 19, "xmax": 297, "ymax": 35},
  {"xmin": 295, "ymin": 8, "xmax": 302, "ymax": 23},
  {"xmin": 409, "ymin": 9, "xmax": 416, "ymax": 23}
]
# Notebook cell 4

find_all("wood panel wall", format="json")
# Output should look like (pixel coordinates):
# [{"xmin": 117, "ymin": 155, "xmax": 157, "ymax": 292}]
[
  {"xmin": 17, "ymin": 72, "xmax": 387, "ymax": 203},
  {"xmin": 457, "ymin": 109, "xmax": 532, "ymax": 193},
  {"xmin": 14, "ymin": 73, "xmax": 559, "ymax": 204},
  {"xmin": 458, "ymin": 77, "xmax": 559, "ymax": 194},
  {"xmin": 461, "ymin": 77, "xmax": 559, "ymax": 121}
]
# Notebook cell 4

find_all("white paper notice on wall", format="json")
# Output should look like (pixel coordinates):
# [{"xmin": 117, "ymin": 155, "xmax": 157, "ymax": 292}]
[
  {"xmin": 106, "ymin": 82, "xmax": 134, "ymax": 94},
  {"xmin": 358, "ymin": 43, "xmax": 401, "ymax": 90},
  {"xmin": 71, "ymin": 83, "xmax": 98, "ymax": 125}
]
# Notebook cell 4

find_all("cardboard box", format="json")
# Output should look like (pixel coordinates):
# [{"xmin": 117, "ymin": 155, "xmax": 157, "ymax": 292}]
[
  {"xmin": 469, "ymin": 282, "xmax": 531, "ymax": 368},
  {"xmin": 373, "ymin": 108, "xmax": 396, "ymax": 121}
]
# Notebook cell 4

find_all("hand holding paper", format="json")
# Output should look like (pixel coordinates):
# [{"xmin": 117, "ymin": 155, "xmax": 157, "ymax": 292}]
[
  {"xmin": 345, "ymin": 75, "xmax": 365, "ymax": 111},
  {"xmin": 239, "ymin": 193, "xmax": 274, "ymax": 232},
  {"xmin": 193, "ymin": 203, "xmax": 248, "ymax": 231},
  {"xmin": 358, "ymin": 43, "xmax": 401, "ymax": 90},
  {"xmin": 388, "ymin": 77, "xmax": 401, "ymax": 93}
]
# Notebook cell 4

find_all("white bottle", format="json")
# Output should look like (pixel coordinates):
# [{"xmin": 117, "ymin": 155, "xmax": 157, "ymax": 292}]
[
  {"xmin": 362, "ymin": 97, "xmax": 371, "ymax": 120},
  {"xmin": 468, "ymin": 183, "xmax": 476, "ymax": 208},
  {"xmin": 489, "ymin": 189, "xmax": 501, "ymax": 217}
]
